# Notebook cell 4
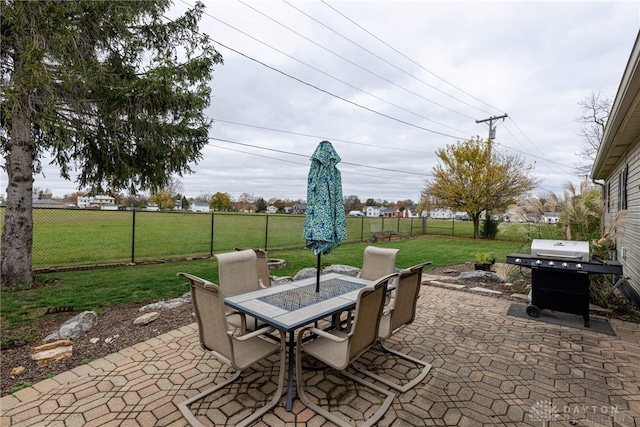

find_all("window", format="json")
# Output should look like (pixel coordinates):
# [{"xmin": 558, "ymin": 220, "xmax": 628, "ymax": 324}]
[
  {"xmin": 605, "ymin": 182, "xmax": 610, "ymax": 213},
  {"xmin": 617, "ymin": 164, "xmax": 628, "ymax": 210}
]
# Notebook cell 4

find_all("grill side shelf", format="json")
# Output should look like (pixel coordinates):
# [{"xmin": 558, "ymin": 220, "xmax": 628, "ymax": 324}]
[{"xmin": 505, "ymin": 253, "xmax": 623, "ymax": 275}]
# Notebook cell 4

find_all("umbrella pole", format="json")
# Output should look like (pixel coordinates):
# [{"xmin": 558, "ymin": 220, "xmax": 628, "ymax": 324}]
[{"xmin": 316, "ymin": 253, "xmax": 321, "ymax": 292}]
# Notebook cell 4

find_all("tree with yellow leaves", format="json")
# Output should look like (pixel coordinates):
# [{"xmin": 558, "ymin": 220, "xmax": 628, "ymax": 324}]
[
  {"xmin": 149, "ymin": 190, "xmax": 174, "ymax": 210},
  {"xmin": 210, "ymin": 192, "xmax": 232, "ymax": 211},
  {"xmin": 425, "ymin": 137, "xmax": 538, "ymax": 239}
]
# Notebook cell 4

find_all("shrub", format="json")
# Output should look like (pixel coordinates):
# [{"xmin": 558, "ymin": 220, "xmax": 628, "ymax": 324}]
[{"xmin": 480, "ymin": 216, "xmax": 499, "ymax": 239}]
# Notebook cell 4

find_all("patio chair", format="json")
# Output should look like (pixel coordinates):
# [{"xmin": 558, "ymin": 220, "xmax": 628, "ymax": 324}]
[
  {"xmin": 333, "ymin": 246, "xmax": 399, "ymax": 330},
  {"xmin": 234, "ymin": 247, "xmax": 272, "ymax": 287},
  {"xmin": 359, "ymin": 246, "xmax": 399, "ymax": 280},
  {"xmin": 295, "ymin": 272, "xmax": 398, "ymax": 427},
  {"xmin": 216, "ymin": 249, "xmax": 264, "ymax": 330},
  {"xmin": 234, "ymin": 247, "xmax": 292, "ymax": 287},
  {"xmin": 176, "ymin": 272, "xmax": 285, "ymax": 427},
  {"xmin": 354, "ymin": 262, "xmax": 433, "ymax": 392}
]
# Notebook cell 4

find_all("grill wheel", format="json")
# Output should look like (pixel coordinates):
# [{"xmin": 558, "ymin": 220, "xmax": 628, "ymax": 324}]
[{"xmin": 526, "ymin": 305, "xmax": 541, "ymax": 318}]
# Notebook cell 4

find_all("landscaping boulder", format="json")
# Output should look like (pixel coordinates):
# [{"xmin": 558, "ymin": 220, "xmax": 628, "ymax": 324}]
[
  {"xmin": 44, "ymin": 311, "xmax": 98, "ymax": 342},
  {"xmin": 322, "ymin": 264, "xmax": 360, "ymax": 277},
  {"xmin": 139, "ymin": 292, "xmax": 191, "ymax": 311},
  {"xmin": 133, "ymin": 312, "xmax": 159, "ymax": 325},
  {"xmin": 456, "ymin": 270, "xmax": 503, "ymax": 283},
  {"xmin": 30, "ymin": 340, "xmax": 73, "ymax": 365},
  {"xmin": 293, "ymin": 265, "xmax": 362, "ymax": 281}
]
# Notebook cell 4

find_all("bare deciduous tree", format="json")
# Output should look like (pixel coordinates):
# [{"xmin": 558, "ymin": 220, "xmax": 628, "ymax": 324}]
[{"xmin": 575, "ymin": 92, "xmax": 612, "ymax": 177}]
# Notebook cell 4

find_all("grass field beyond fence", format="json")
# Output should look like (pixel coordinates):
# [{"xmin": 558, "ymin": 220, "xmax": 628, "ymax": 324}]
[{"xmin": 0, "ymin": 208, "xmax": 559, "ymax": 270}]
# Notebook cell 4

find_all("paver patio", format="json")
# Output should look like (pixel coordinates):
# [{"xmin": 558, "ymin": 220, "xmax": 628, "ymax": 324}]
[{"xmin": 2, "ymin": 280, "xmax": 639, "ymax": 426}]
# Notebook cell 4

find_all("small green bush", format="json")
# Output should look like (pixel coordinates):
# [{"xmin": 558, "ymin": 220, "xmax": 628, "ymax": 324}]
[{"xmin": 480, "ymin": 217, "xmax": 499, "ymax": 239}]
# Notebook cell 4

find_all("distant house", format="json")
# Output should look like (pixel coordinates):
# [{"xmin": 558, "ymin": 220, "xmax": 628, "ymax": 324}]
[
  {"xmin": 32, "ymin": 197, "xmax": 64, "ymax": 209},
  {"xmin": 542, "ymin": 212, "xmax": 560, "ymax": 224},
  {"xmin": 101, "ymin": 203, "xmax": 119, "ymax": 211},
  {"xmin": 173, "ymin": 197, "xmax": 183, "ymax": 210},
  {"xmin": 380, "ymin": 207, "xmax": 397, "ymax": 218},
  {"xmin": 428, "ymin": 208, "xmax": 453, "ymax": 219},
  {"xmin": 266, "ymin": 205, "xmax": 278, "ymax": 214},
  {"xmin": 146, "ymin": 204, "xmax": 159, "ymax": 212},
  {"xmin": 591, "ymin": 32, "xmax": 640, "ymax": 308},
  {"xmin": 292, "ymin": 203, "xmax": 307, "ymax": 214},
  {"xmin": 77, "ymin": 195, "xmax": 115, "ymax": 209},
  {"xmin": 363, "ymin": 206, "xmax": 382, "ymax": 217},
  {"xmin": 189, "ymin": 202, "xmax": 210, "ymax": 213}
]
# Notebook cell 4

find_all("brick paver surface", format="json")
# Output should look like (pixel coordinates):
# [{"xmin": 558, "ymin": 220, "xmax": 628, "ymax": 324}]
[{"xmin": 2, "ymin": 283, "xmax": 639, "ymax": 426}]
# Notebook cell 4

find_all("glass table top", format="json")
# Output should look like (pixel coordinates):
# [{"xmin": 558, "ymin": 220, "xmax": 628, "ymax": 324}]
[{"xmin": 258, "ymin": 278, "xmax": 364, "ymax": 311}]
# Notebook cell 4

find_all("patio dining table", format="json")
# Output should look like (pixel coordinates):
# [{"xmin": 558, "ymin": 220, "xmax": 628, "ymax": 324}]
[{"xmin": 224, "ymin": 272, "xmax": 374, "ymax": 411}]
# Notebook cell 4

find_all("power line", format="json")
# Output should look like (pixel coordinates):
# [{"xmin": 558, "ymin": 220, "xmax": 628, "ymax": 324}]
[
  {"xmin": 178, "ymin": 0, "xmax": 470, "ymax": 140},
  {"xmin": 209, "ymin": 38, "xmax": 469, "ymax": 140},
  {"xmin": 321, "ymin": 0, "xmax": 504, "ymax": 115},
  {"xmin": 208, "ymin": 143, "xmax": 393, "ymax": 180},
  {"xmin": 273, "ymin": 0, "xmax": 479, "ymax": 121},
  {"xmin": 209, "ymin": 137, "xmax": 428, "ymax": 176},
  {"xmin": 287, "ymin": 0, "xmax": 490, "ymax": 119},
  {"xmin": 212, "ymin": 118, "xmax": 432, "ymax": 154}
]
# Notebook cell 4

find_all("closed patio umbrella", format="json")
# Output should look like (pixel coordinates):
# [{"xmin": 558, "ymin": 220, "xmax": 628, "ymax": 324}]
[{"xmin": 303, "ymin": 141, "xmax": 347, "ymax": 292}]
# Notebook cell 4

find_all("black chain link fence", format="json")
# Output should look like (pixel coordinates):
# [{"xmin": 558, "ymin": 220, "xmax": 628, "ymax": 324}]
[{"xmin": 0, "ymin": 208, "xmax": 470, "ymax": 271}]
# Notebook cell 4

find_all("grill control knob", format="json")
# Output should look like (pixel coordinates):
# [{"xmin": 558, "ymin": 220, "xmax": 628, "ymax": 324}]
[
  {"xmin": 548, "ymin": 261, "xmax": 555, "ymax": 267},
  {"xmin": 535, "ymin": 260, "xmax": 542, "ymax": 265},
  {"xmin": 562, "ymin": 262, "xmax": 568, "ymax": 268},
  {"xmin": 515, "ymin": 258, "xmax": 521, "ymax": 263},
  {"xmin": 576, "ymin": 263, "xmax": 583, "ymax": 269}
]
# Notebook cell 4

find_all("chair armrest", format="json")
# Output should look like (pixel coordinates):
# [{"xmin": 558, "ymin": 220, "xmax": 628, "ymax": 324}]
[
  {"xmin": 225, "ymin": 310, "xmax": 248, "ymax": 333},
  {"xmin": 203, "ymin": 280, "xmax": 219, "ymax": 288},
  {"xmin": 232, "ymin": 325, "xmax": 277, "ymax": 341},
  {"xmin": 300, "ymin": 326, "xmax": 349, "ymax": 343}
]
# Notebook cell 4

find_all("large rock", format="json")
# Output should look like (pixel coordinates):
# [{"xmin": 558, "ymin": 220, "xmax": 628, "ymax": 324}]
[
  {"xmin": 31, "ymin": 340, "xmax": 73, "ymax": 365},
  {"xmin": 456, "ymin": 270, "xmax": 503, "ymax": 283},
  {"xmin": 293, "ymin": 265, "xmax": 362, "ymax": 281},
  {"xmin": 133, "ymin": 312, "xmax": 159, "ymax": 325},
  {"xmin": 140, "ymin": 292, "xmax": 191, "ymax": 311},
  {"xmin": 322, "ymin": 264, "xmax": 361, "ymax": 277},
  {"xmin": 292, "ymin": 267, "xmax": 321, "ymax": 281},
  {"xmin": 44, "ymin": 311, "xmax": 98, "ymax": 342}
]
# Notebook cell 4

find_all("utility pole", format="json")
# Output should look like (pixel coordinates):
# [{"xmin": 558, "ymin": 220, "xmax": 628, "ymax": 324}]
[
  {"xmin": 475, "ymin": 113, "xmax": 508, "ymax": 232},
  {"xmin": 475, "ymin": 114, "xmax": 508, "ymax": 154}
]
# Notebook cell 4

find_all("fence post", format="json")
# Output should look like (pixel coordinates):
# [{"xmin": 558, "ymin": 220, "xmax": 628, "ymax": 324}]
[
  {"xmin": 397, "ymin": 217, "xmax": 400, "ymax": 234},
  {"xmin": 451, "ymin": 217, "xmax": 455, "ymax": 236},
  {"xmin": 210, "ymin": 212, "xmax": 214, "ymax": 256},
  {"xmin": 360, "ymin": 216, "xmax": 364, "ymax": 242},
  {"xmin": 131, "ymin": 209, "xmax": 136, "ymax": 263},
  {"xmin": 264, "ymin": 214, "xmax": 269, "ymax": 251}
]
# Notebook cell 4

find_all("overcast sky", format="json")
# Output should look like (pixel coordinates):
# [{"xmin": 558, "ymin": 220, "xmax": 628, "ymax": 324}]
[{"xmin": 3, "ymin": 0, "xmax": 639, "ymax": 204}]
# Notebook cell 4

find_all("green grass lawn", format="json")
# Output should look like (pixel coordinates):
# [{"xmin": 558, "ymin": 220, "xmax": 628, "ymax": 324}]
[
  {"xmin": 1, "ymin": 235, "xmax": 526, "ymax": 331},
  {"xmin": 2, "ymin": 208, "xmax": 554, "ymax": 269}
]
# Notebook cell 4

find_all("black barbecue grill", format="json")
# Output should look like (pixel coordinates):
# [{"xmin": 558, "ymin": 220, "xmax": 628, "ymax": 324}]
[{"xmin": 506, "ymin": 239, "xmax": 623, "ymax": 327}]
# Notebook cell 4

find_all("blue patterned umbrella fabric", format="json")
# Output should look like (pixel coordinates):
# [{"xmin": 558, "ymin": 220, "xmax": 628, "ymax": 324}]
[{"xmin": 303, "ymin": 141, "xmax": 347, "ymax": 290}]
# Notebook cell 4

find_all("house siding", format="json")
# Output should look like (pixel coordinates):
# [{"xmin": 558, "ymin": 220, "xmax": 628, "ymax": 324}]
[{"xmin": 604, "ymin": 142, "xmax": 640, "ymax": 307}]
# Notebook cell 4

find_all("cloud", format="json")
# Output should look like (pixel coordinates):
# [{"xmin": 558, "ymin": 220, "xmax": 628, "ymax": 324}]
[{"xmin": 3, "ymin": 0, "xmax": 638, "ymax": 205}]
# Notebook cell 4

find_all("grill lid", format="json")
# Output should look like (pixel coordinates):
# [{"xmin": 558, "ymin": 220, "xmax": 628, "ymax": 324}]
[{"xmin": 530, "ymin": 239, "xmax": 590, "ymax": 262}]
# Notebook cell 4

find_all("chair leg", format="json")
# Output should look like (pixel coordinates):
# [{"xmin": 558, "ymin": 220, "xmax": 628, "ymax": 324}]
[
  {"xmin": 296, "ymin": 349, "xmax": 395, "ymax": 427},
  {"xmin": 179, "ymin": 340, "xmax": 286, "ymax": 427},
  {"xmin": 353, "ymin": 340, "xmax": 432, "ymax": 393},
  {"xmin": 178, "ymin": 370, "xmax": 242, "ymax": 427}
]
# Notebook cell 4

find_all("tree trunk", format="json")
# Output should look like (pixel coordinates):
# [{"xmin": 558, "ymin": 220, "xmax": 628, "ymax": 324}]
[
  {"xmin": 1, "ymin": 106, "xmax": 34, "ymax": 287},
  {"xmin": 472, "ymin": 214, "xmax": 480, "ymax": 239}
]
